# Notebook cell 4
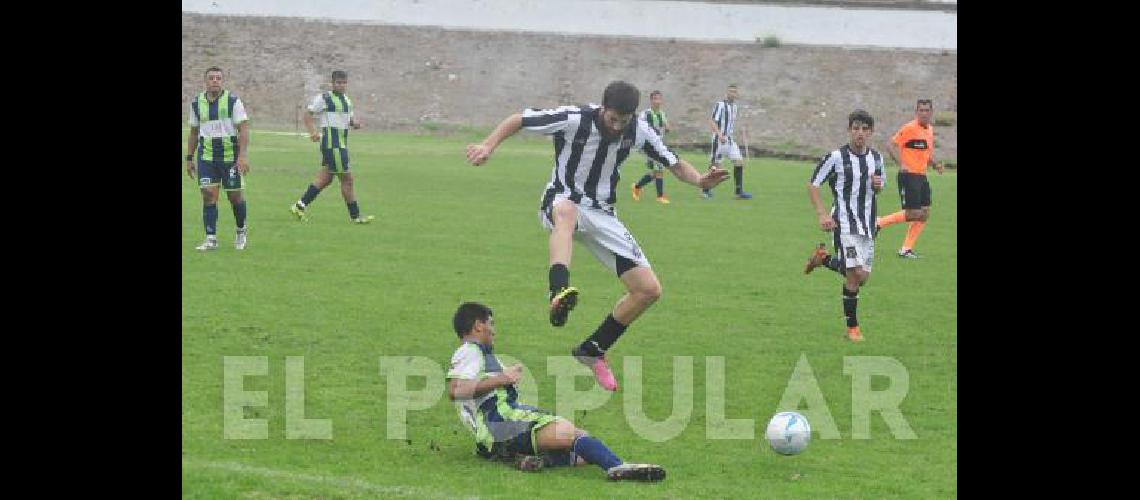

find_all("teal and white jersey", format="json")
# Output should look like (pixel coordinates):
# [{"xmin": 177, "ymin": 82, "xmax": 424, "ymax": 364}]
[
  {"xmin": 308, "ymin": 91, "xmax": 354, "ymax": 150},
  {"xmin": 188, "ymin": 90, "xmax": 248, "ymax": 162},
  {"xmin": 446, "ymin": 341, "xmax": 519, "ymax": 447}
]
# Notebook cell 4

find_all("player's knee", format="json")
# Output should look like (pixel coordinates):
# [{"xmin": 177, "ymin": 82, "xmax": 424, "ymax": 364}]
[
  {"xmin": 548, "ymin": 421, "xmax": 578, "ymax": 449},
  {"xmin": 636, "ymin": 279, "xmax": 662, "ymax": 303},
  {"xmin": 227, "ymin": 192, "xmax": 243, "ymax": 204},
  {"xmin": 552, "ymin": 202, "xmax": 577, "ymax": 224}
]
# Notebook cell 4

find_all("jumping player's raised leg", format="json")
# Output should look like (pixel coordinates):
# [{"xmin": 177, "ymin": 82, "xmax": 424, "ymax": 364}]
[{"xmin": 548, "ymin": 199, "xmax": 579, "ymax": 327}]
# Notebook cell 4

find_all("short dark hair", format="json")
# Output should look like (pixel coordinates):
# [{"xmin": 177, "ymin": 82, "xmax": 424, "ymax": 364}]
[
  {"xmin": 649, "ymin": 90, "xmax": 662, "ymax": 98},
  {"xmin": 848, "ymin": 109, "xmax": 874, "ymax": 128},
  {"xmin": 453, "ymin": 302, "xmax": 493, "ymax": 338},
  {"xmin": 204, "ymin": 67, "xmax": 223, "ymax": 77},
  {"xmin": 602, "ymin": 81, "xmax": 640, "ymax": 115},
  {"xmin": 332, "ymin": 70, "xmax": 348, "ymax": 81},
  {"xmin": 916, "ymin": 99, "xmax": 933, "ymax": 108}
]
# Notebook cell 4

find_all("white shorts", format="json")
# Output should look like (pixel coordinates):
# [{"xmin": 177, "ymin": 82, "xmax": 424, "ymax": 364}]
[
  {"xmin": 539, "ymin": 197, "xmax": 651, "ymax": 276},
  {"xmin": 710, "ymin": 137, "xmax": 743, "ymax": 164},
  {"xmin": 833, "ymin": 232, "xmax": 875, "ymax": 272}
]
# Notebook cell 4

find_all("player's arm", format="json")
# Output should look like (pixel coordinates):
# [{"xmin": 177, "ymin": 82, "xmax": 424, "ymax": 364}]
[
  {"xmin": 350, "ymin": 109, "xmax": 362, "ymax": 130},
  {"xmin": 466, "ymin": 113, "xmax": 522, "ymax": 166},
  {"xmin": 304, "ymin": 111, "xmax": 320, "ymax": 142},
  {"xmin": 668, "ymin": 158, "xmax": 728, "ymax": 189},
  {"xmin": 644, "ymin": 125, "xmax": 728, "ymax": 189},
  {"xmin": 706, "ymin": 118, "xmax": 724, "ymax": 141},
  {"xmin": 929, "ymin": 151, "xmax": 944, "ymax": 174},
  {"xmin": 808, "ymin": 184, "xmax": 835, "ymax": 231},
  {"xmin": 447, "ymin": 366, "xmax": 521, "ymax": 400},
  {"xmin": 887, "ymin": 141, "xmax": 902, "ymax": 168},
  {"xmin": 186, "ymin": 127, "xmax": 199, "ymax": 178},
  {"xmin": 236, "ymin": 120, "xmax": 250, "ymax": 174},
  {"xmin": 808, "ymin": 154, "xmax": 836, "ymax": 231}
]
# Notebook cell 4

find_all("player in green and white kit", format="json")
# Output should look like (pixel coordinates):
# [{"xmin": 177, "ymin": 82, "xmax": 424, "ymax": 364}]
[
  {"xmin": 447, "ymin": 302, "xmax": 665, "ymax": 481},
  {"xmin": 185, "ymin": 66, "xmax": 250, "ymax": 251},
  {"xmin": 290, "ymin": 70, "xmax": 374, "ymax": 224},
  {"xmin": 631, "ymin": 90, "xmax": 671, "ymax": 204}
]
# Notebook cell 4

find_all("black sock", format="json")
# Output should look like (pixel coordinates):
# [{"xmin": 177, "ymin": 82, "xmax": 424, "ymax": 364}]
[
  {"xmin": 580, "ymin": 314, "xmax": 627, "ymax": 355},
  {"xmin": 636, "ymin": 173, "xmax": 653, "ymax": 189},
  {"xmin": 822, "ymin": 255, "xmax": 844, "ymax": 274},
  {"xmin": 655, "ymin": 177, "xmax": 664, "ymax": 196},
  {"xmin": 300, "ymin": 184, "xmax": 321, "ymax": 207},
  {"xmin": 734, "ymin": 166, "xmax": 743, "ymax": 192},
  {"xmin": 347, "ymin": 201, "xmax": 361, "ymax": 219},
  {"xmin": 549, "ymin": 264, "xmax": 569, "ymax": 297},
  {"xmin": 842, "ymin": 284, "xmax": 859, "ymax": 328},
  {"xmin": 232, "ymin": 200, "xmax": 247, "ymax": 229}
]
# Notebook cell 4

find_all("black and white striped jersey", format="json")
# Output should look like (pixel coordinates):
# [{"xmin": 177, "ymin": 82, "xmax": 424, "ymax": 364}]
[
  {"xmin": 809, "ymin": 145, "xmax": 886, "ymax": 237},
  {"xmin": 522, "ymin": 104, "xmax": 678, "ymax": 213},
  {"xmin": 710, "ymin": 100, "xmax": 738, "ymax": 140}
]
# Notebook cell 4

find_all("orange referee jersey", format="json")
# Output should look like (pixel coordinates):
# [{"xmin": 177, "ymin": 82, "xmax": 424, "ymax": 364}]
[{"xmin": 891, "ymin": 119, "xmax": 934, "ymax": 175}]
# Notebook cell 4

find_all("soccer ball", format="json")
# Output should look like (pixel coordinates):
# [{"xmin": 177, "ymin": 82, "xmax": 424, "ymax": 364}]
[{"xmin": 766, "ymin": 411, "xmax": 811, "ymax": 455}]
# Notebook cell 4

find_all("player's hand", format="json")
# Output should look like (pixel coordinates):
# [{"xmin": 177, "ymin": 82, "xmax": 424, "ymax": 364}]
[
  {"xmin": 466, "ymin": 144, "xmax": 493, "ymax": 166},
  {"xmin": 718, "ymin": 134, "xmax": 727, "ymax": 144},
  {"xmin": 309, "ymin": 131, "xmax": 321, "ymax": 143},
  {"xmin": 872, "ymin": 174, "xmax": 883, "ymax": 190},
  {"xmin": 351, "ymin": 119, "xmax": 362, "ymax": 130},
  {"xmin": 818, "ymin": 214, "xmax": 836, "ymax": 232},
  {"xmin": 501, "ymin": 364, "xmax": 523, "ymax": 384},
  {"xmin": 699, "ymin": 166, "xmax": 730, "ymax": 190},
  {"xmin": 236, "ymin": 157, "xmax": 250, "ymax": 175},
  {"xmin": 186, "ymin": 160, "xmax": 196, "ymax": 179},
  {"xmin": 935, "ymin": 162, "xmax": 945, "ymax": 175}
]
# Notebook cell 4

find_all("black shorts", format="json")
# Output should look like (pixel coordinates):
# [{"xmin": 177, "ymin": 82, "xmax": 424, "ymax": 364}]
[{"xmin": 897, "ymin": 171, "xmax": 931, "ymax": 210}]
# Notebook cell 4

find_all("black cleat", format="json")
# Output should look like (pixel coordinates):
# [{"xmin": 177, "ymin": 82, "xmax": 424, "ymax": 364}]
[
  {"xmin": 607, "ymin": 463, "xmax": 666, "ymax": 482},
  {"xmin": 549, "ymin": 287, "xmax": 579, "ymax": 327}
]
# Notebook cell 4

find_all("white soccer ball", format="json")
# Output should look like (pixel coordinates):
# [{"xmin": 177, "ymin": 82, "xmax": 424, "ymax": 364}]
[{"xmin": 766, "ymin": 411, "xmax": 811, "ymax": 455}]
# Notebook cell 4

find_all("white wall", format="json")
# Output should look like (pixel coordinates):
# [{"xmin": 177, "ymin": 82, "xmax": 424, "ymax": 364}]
[{"xmin": 182, "ymin": 0, "xmax": 956, "ymax": 50}]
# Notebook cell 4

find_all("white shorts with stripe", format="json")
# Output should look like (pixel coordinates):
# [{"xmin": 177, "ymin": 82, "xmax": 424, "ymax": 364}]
[
  {"xmin": 710, "ymin": 137, "xmax": 744, "ymax": 164},
  {"xmin": 539, "ymin": 197, "xmax": 650, "ymax": 275},
  {"xmin": 833, "ymin": 231, "xmax": 875, "ymax": 272}
]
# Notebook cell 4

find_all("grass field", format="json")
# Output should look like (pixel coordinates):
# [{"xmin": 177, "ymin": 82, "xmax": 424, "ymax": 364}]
[{"xmin": 182, "ymin": 127, "xmax": 957, "ymax": 499}]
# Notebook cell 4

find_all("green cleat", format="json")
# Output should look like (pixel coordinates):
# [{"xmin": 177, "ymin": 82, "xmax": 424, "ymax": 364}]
[{"xmin": 289, "ymin": 204, "xmax": 308, "ymax": 221}]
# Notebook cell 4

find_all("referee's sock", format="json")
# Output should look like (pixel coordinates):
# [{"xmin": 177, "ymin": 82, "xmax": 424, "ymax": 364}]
[
  {"xmin": 903, "ymin": 221, "xmax": 926, "ymax": 251},
  {"xmin": 878, "ymin": 211, "xmax": 906, "ymax": 229}
]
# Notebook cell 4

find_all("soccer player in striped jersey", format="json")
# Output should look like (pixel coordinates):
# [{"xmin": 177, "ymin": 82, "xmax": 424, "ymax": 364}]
[
  {"xmin": 704, "ymin": 84, "xmax": 753, "ymax": 200},
  {"xmin": 631, "ymin": 90, "xmax": 671, "ymax": 204},
  {"xmin": 804, "ymin": 109, "xmax": 885, "ymax": 342},
  {"xmin": 465, "ymin": 81, "xmax": 728, "ymax": 391},
  {"xmin": 186, "ymin": 67, "xmax": 250, "ymax": 251},
  {"xmin": 875, "ymin": 98, "xmax": 944, "ymax": 258},
  {"xmin": 447, "ymin": 302, "xmax": 665, "ymax": 481},
  {"xmin": 290, "ymin": 70, "xmax": 375, "ymax": 224}
]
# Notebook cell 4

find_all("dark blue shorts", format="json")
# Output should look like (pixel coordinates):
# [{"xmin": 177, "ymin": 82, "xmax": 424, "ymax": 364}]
[{"xmin": 197, "ymin": 160, "xmax": 244, "ymax": 190}]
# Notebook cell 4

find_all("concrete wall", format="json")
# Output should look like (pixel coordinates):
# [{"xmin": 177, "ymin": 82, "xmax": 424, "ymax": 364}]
[{"xmin": 182, "ymin": 13, "xmax": 957, "ymax": 160}]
